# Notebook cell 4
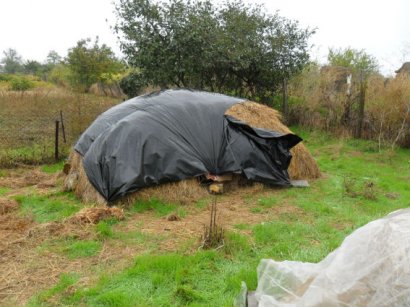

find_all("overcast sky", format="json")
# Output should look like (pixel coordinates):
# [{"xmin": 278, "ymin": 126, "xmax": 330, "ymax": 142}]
[{"xmin": 1, "ymin": 0, "xmax": 409, "ymax": 76}]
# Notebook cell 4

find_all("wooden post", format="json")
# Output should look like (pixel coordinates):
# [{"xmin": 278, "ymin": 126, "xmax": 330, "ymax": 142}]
[
  {"xmin": 356, "ymin": 71, "xmax": 366, "ymax": 138},
  {"xmin": 55, "ymin": 120, "xmax": 60, "ymax": 161},
  {"xmin": 60, "ymin": 110, "xmax": 66, "ymax": 143}
]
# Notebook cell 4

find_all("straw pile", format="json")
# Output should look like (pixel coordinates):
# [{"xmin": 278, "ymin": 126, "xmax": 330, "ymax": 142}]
[
  {"xmin": 226, "ymin": 101, "xmax": 321, "ymax": 180},
  {"xmin": 69, "ymin": 206, "xmax": 125, "ymax": 224},
  {"xmin": 64, "ymin": 101, "xmax": 319, "ymax": 205}
]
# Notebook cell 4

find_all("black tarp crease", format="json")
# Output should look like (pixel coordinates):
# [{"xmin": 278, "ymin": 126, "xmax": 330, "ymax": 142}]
[{"xmin": 74, "ymin": 89, "xmax": 302, "ymax": 203}]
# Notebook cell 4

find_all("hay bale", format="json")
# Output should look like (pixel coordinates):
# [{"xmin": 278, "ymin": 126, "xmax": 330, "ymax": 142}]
[
  {"xmin": 225, "ymin": 101, "xmax": 321, "ymax": 180},
  {"xmin": 69, "ymin": 207, "xmax": 125, "ymax": 224},
  {"xmin": 64, "ymin": 151, "xmax": 209, "ymax": 205},
  {"xmin": 64, "ymin": 151, "xmax": 107, "ymax": 205},
  {"xmin": 66, "ymin": 101, "xmax": 319, "ymax": 204}
]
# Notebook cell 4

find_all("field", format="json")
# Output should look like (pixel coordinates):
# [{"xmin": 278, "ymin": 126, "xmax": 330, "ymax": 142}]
[{"xmin": 0, "ymin": 128, "xmax": 409, "ymax": 306}]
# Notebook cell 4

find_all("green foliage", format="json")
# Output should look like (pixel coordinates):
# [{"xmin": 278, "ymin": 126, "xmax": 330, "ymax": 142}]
[
  {"xmin": 9, "ymin": 75, "xmax": 35, "ymax": 91},
  {"xmin": 23, "ymin": 60, "xmax": 43, "ymax": 75},
  {"xmin": 15, "ymin": 192, "xmax": 81, "ymax": 223},
  {"xmin": 1, "ymin": 48, "xmax": 23, "ymax": 74},
  {"xmin": 119, "ymin": 70, "xmax": 146, "ymax": 98},
  {"xmin": 114, "ymin": 0, "xmax": 314, "ymax": 101},
  {"xmin": 328, "ymin": 47, "xmax": 378, "ymax": 77},
  {"xmin": 66, "ymin": 38, "xmax": 124, "ymax": 92},
  {"xmin": 47, "ymin": 63, "xmax": 72, "ymax": 87}
]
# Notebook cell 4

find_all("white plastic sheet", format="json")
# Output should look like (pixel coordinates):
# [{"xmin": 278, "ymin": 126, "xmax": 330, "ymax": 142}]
[{"xmin": 253, "ymin": 208, "xmax": 410, "ymax": 306}]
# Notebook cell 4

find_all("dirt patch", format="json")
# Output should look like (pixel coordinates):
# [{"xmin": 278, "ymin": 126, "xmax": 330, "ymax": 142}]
[
  {"xmin": 0, "ymin": 167, "xmax": 60, "ymax": 189},
  {"xmin": 118, "ymin": 186, "xmax": 301, "ymax": 252}
]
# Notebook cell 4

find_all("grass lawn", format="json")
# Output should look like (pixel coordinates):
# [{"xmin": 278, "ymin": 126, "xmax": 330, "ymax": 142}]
[{"xmin": 10, "ymin": 128, "xmax": 410, "ymax": 306}]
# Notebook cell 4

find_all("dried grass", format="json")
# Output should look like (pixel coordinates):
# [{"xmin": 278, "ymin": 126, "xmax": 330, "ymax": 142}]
[
  {"xmin": 69, "ymin": 206, "xmax": 125, "ymax": 224},
  {"xmin": 64, "ymin": 151, "xmax": 107, "ymax": 205},
  {"xmin": 0, "ymin": 198, "xmax": 19, "ymax": 215},
  {"xmin": 225, "ymin": 101, "xmax": 321, "ymax": 179}
]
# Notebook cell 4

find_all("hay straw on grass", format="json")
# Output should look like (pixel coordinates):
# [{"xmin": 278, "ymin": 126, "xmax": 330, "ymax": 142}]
[
  {"xmin": 225, "ymin": 101, "xmax": 321, "ymax": 180},
  {"xmin": 65, "ymin": 101, "xmax": 319, "ymax": 204}
]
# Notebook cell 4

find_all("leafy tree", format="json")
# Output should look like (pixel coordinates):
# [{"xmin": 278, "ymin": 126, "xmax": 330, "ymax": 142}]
[
  {"xmin": 46, "ymin": 50, "xmax": 62, "ymax": 65},
  {"xmin": 328, "ymin": 47, "xmax": 378, "ymax": 76},
  {"xmin": 327, "ymin": 47, "xmax": 378, "ymax": 137},
  {"xmin": 23, "ymin": 60, "xmax": 43, "ymax": 75},
  {"xmin": 1, "ymin": 48, "xmax": 23, "ymax": 74},
  {"xmin": 66, "ymin": 38, "xmax": 124, "ymax": 92},
  {"xmin": 114, "ymin": 0, "xmax": 313, "ymax": 102},
  {"xmin": 119, "ymin": 70, "xmax": 146, "ymax": 97}
]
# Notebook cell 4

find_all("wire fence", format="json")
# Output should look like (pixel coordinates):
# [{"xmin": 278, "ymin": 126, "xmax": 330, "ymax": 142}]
[{"xmin": 0, "ymin": 89, "xmax": 119, "ymax": 167}]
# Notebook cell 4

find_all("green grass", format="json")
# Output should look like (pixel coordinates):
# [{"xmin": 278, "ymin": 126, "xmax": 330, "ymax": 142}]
[
  {"xmin": 41, "ymin": 161, "xmax": 65, "ymax": 173},
  {"xmin": 0, "ymin": 186, "xmax": 10, "ymax": 196},
  {"xmin": 63, "ymin": 240, "xmax": 102, "ymax": 259},
  {"xmin": 61, "ymin": 251, "xmax": 257, "ymax": 306},
  {"xmin": 15, "ymin": 191, "xmax": 81, "ymax": 223},
  {"xmin": 28, "ymin": 273, "xmax": 80, "ymax": 307},
  {"xmin": 31, "ymin": 128, "xmax": 410, "ymax": 306},
  {"xmin": 131, "ymin": 198, "xmax": 178, "ymax": 216}
]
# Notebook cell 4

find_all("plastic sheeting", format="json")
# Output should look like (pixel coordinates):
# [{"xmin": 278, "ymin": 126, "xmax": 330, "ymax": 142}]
[
  {"xmin": 74, "ymin": 89, "xmax": 301, "ymax": 202},
  {"xmin": 251, "ymin": 208, "xmax": 410, "ymax": 306}
]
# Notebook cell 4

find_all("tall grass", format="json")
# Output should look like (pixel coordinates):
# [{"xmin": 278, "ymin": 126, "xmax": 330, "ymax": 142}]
[
  {"xmin": 288, "ymin": 65, "xmax": 410, "ymax": 148},
  {"xmin": 0, "ymin": 86, "xmax": 119, "ymax": 166}
]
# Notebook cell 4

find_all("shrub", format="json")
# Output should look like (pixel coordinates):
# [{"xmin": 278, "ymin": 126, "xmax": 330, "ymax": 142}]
[{"xmin": 9, "ymin": 76, "xmax": 35, "ymax": 91}]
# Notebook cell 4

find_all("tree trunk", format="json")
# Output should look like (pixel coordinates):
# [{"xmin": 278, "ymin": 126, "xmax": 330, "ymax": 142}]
[
  {"xmin": 355, "ymin": 77, "xmax": 366, "ymax": 138},
  {"xmin": 282, "ymin": 78, "xmax": 289, "ymax": 121}
]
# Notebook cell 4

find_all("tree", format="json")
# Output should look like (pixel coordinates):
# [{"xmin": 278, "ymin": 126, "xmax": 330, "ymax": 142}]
[
  {"xmin": 114, "ymin": 0, "xmax": 313, "ymax": 103},
  {"xmin": 328, "ymin": 47, "xmax": 378, "ymax": 137},
  {"xmin": 1, "ymin": 48, "xmax": 23, "ymax": 74},
  {"xmin": 66, "ymin": 38, "xmax": 123, "ymax": 91},
  {"xmin": 23, "ymin": 60, "xmax": 43, "ymax": 75},
  {"xmin": 46, "ymin": 50, "xmax": 62, "ymax": 65}
]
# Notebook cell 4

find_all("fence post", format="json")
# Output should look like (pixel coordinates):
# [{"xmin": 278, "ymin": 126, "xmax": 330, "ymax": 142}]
[
  {"xmin": 60, "ymin": 110, "xmax": 66, "ymax": 143},
  {"xmin": 55, "ymin": 120, "xmax": 60, "ymax": 161}
]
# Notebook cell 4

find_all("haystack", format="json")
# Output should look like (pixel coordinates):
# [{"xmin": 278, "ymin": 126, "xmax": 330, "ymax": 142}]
[
  {"xmin": 225, "ymin": 102, "xmax": 321, "ymax": 180},
  {"xmin": 64, "ymin": 100, "xmax": 319, "ymax": 205}
]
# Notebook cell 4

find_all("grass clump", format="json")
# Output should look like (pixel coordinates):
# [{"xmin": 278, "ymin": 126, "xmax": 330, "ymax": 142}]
[
  {"xmin": 15, "ymin": 192, "xmax": 81, "ymax": 223},
  {"xmin": 63, "ymin": 240, "xmax": 102, "ymax": 259},
  {"xmin": 131, "ymin": 198, "xmax": 177, "ymax": 216},
  {"xmin": 28, "ymin": 273, "xmax": 79, "ymax": 307},
  {"xmin": 41, "ymin": 161, "xmax": 65, "ymax": 174}
]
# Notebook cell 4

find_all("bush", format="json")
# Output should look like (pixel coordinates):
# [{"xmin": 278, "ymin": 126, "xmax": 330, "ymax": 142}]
[
  {"xmin": 9, "ymin": 76, "xmax": 35, "ymax": 91},
  {"xmin": 119, "ymin": 71, "xmax": 146, "ymax": 98},
  {"xmin": 48, "ymin": 64, "xmax": 72, "ymax": 87},
  {"xmin": 0, "ymin": 74, "xmax": 13, "ymax": 82}
]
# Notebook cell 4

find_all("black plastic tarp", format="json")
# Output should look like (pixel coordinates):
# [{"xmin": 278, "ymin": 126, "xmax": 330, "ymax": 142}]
[{"xmin": 75, "ymin": 89, "xmax": 302, "ymax": 203}]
